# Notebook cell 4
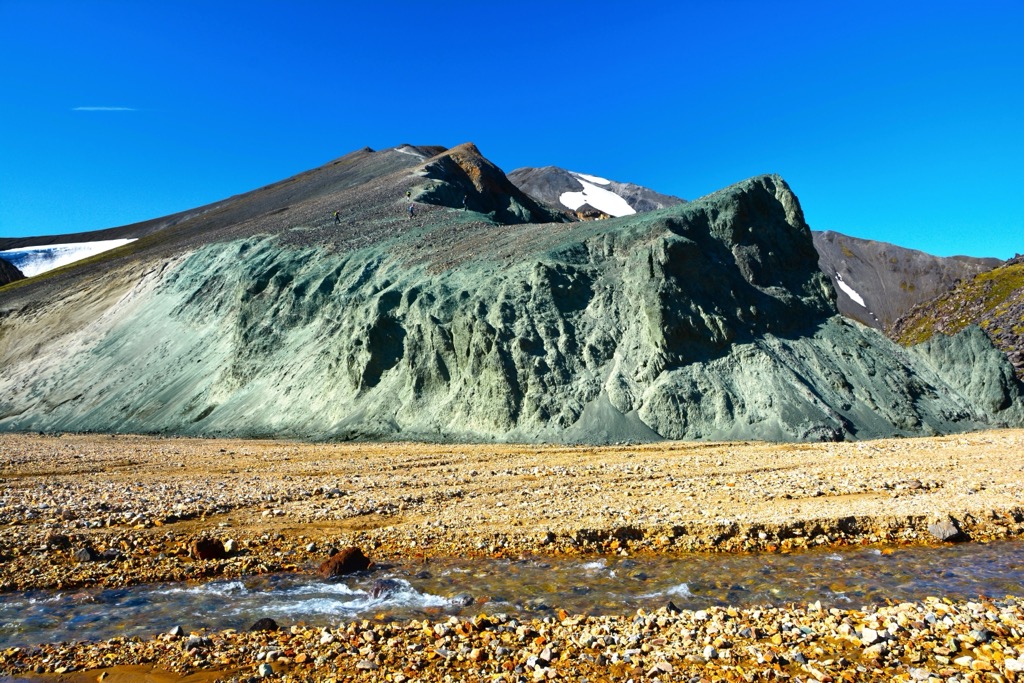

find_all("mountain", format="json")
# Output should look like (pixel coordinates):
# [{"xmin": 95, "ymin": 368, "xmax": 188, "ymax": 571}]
[
  {"xmin": 1, "ymin": 144, "xmax": 1021, "ymax": 442},
  {"xmin": 507, "ymin": 170, "xmax": 1001, "ymax": 335},
  {"xmin": 0, "ymin": 239, "xmax": 137, "ymax": 278},
  {"xmin": 813, "ymin": 230, "xmax": 1001, "ymax": 331},
  {"xmin": 507, "ymin": 166, "xmax": 685, "ymax": 219},
  {"xmin": 892, "ymin": 255, "xmax": 1024, "ymax": 380},
  {"xmin": 0, "ymin": 258, "xmax": 24, "ymax": 286}
]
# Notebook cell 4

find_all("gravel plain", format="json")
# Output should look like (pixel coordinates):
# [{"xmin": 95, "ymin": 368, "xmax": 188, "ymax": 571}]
[{"xmin": 2, "ymin": 429, "xmax": 1024, "ymax": 681}]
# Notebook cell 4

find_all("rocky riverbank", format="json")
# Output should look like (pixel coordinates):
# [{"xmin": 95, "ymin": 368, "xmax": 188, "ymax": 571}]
[
  {"xmin": 2, "ymin": 430, "xmax": 1024, "ymax": 680},
  {"xmin": 4, "ymin": 596, "xmax": 1024, "ymax": 682}
]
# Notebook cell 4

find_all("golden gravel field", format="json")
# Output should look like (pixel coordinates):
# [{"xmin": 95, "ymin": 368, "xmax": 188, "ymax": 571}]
[{"xmin": 2, "ymin": 430, "xmax": 1024, "ymax": 682}]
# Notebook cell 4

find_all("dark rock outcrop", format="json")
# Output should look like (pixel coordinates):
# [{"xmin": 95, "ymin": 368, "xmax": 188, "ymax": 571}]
[
  {"xmin": 417, "ymin": 144, "xmax": 564, "ymax": 224},
  {"xmin": 318, "ymin": 547, "xmax": 373, "ymax": 578},
  {"xmin": 0, "ymin": 257, "xmax": 25, "ymax": 286},
  {"xmin": 44, "ymin": 532, "xmax": 71, "ymax": 550}
]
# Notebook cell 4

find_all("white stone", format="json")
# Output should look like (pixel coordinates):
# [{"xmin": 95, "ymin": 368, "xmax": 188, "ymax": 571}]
[{"xmin": 860, "ymin": 627, "xmax": 880, "ymax": 645}]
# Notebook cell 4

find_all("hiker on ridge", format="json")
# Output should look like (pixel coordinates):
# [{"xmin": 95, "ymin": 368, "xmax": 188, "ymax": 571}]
[
  {"xmin": 408, "ymin": 203, "xmax": 415, "ymax": 219},
  {"xmin": 333, "ymin": 211, "xmax": 340, "ymax": 224}
]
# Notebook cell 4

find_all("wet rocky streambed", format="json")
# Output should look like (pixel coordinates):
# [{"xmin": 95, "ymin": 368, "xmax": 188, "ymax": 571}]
[{"xmin": 3, "ymin": 540, "xmax": 1024, "ymax": 649}]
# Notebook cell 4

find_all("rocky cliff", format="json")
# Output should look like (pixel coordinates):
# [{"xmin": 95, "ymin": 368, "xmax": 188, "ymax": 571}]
[
  {"xmin": 1, "ymin": 145, "xmax": 1021, "ymax": 442},
  {"xmin": 0, "ymin": 258, "xmax": 25, "ymax": 286},
  {"xmin": 507, "ymin": 171, "xmax": 1001, "ymax": 336}
]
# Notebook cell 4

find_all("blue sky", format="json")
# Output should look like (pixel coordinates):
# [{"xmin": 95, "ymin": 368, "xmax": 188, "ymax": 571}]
[{"xmin": 1, "ymin": 1, "xmax": 1021, "ymax": 258}]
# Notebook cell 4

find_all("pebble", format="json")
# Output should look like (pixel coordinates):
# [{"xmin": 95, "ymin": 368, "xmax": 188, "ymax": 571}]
[{"xmin": 861, "ymin": 626, "xmax": 880, "ymax": 645}]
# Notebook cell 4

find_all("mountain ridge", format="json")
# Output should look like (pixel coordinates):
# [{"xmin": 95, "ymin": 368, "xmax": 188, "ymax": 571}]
[
  {"xmin": 1, "ymin": 144, "xmax": 1021, "ymax": 442},
  {"xmin": 813, "ymin": 230, "xmax": 1001, "ymax": 331},
  {"xmin": 508, "ymin": 166, "xmax": 685, "ymax": 218}
]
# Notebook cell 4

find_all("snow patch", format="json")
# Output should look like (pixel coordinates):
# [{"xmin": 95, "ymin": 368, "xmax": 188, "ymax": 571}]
[
  {"xmin": 559, "ymin": 179, "xmax": 636, "ymax": 217},
  {"xmin": 573, "ymin": 172, "xmax": 610, "ymax": 186},
  {"xmin": 834, "ymin": 272, "xmax": 866, "ymax": 308},
  {"xmin": 0, "ymin": 239, "xmax": 136, "ymax": 278},
  {"xmin": 394, "ymin": 146, "xmax": 426, "ymax": 159}
]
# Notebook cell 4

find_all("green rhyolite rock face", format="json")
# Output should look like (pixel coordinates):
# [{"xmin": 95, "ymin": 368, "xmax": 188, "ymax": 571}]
[{"xmin": 1, "ymin": 174, "xmax": 1020, "ymax": 442}]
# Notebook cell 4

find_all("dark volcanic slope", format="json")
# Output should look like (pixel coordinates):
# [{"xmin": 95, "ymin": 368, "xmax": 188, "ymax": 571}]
[
  {"xmin": 813, "ymin": 230, "xmax": 1000, "ymax": 331},
  {"xmin": 0, "ymin": 144, "xmax": 448, "ymax": 253},
  {"xmin": 0, "ymin": 258, "xmax": 25, "ymax": 286},
  {"xmin": 508, "ymin": 166, "xmax": 685, "ymax": 216},
  {"xmin": 2, "ymin": 142, "xmax": 1021, "ymax": 442},
  {"xmin": 0, "ymin": 144, "xmax": 505, "ymax": 306}
]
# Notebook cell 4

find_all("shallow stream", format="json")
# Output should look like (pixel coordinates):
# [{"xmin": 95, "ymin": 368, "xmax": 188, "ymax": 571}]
[{"xmin": 3, "ymin": 540, "xmax": 1024, "ymax": 648}]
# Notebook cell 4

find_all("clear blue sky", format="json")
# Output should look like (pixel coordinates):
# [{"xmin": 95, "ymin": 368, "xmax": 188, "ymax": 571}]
[{"xmin": 1, "ymin": 1, "xmax": 1021, "ymax": 258}]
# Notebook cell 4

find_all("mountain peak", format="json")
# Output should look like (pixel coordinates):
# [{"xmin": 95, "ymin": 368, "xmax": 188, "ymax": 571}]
[{"xmin": 415, "ymin": 143, "xmax": 563, "ymax": 223}]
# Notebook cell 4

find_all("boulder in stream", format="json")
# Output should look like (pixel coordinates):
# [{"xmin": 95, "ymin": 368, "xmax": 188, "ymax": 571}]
[
  {"xmin": 317, "ymin": 546, "xmax": 373, "ymax": 578},
  {"xmin": 369, "ymin": 578, "xmax": 402, "ymax": 599}
]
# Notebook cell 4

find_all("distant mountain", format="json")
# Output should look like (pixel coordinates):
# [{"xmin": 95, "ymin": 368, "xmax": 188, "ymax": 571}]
[
  {"xmin": 892, "ymin": 254, "xmax": 1024, "ymax": 379},
  {"xmin": 1, "ymin": 144, "xmax": 1021, "ymax": 442},
  {"xmin": 0, "ymin": 257, "xmax": 24, "ymax": 286},
  {"xmin": 508, "ymin": 166, "xmax": 685, "ymax": 219},
  {"xmin": 1, "ymin": 239, "xmax": 137, "ymax": 278},
  {"xmin": 813, "ymin": 230, "xmax": 1001, "ymax": 332}
]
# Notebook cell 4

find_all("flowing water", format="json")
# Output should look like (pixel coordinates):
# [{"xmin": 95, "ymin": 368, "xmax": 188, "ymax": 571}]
[{"xmin": 3, "ymin": 540, "xmax": 1024, "ymax": 648}]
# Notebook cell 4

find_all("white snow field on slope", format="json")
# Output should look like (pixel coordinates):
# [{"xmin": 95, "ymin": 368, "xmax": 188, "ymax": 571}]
[
  {"xmin": 0, "ymin": 239, "xmax": 136, "ymax": 278},
  {"xmin": 573, "ymin": 172, "xmax": 611, "ymax": 186},
  {"xmin": 834, "ymin": 272, "xmax": 867, "ymax": 308},
  {"xmin": 559, "ymin": 173, "xmax": 636, "ymax": 217}
]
